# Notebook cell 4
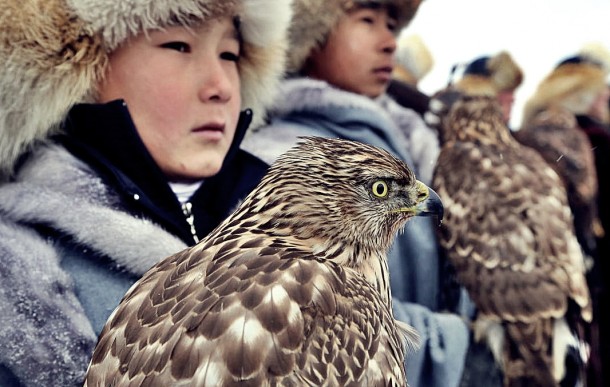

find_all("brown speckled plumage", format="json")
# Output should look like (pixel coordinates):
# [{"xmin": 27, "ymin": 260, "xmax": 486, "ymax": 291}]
[
  {"xmin": 84, "ymin": 137, "xmax": 443, "ymax": 386},
  {"xmin": 432, "ymin": 95, "xmax": 592, "ymax": 387}
]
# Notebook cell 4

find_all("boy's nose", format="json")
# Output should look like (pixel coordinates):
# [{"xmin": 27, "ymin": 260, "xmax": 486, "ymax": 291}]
[
  {"xmin": 198, "ymin": 60, "xmax": 233, "ymax": 103},
  {"xmin": 382, "ymin": 31, "xmax": 397, "ymax": 54}
]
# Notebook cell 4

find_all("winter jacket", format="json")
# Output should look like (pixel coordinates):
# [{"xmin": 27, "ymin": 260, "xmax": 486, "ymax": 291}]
[
  {"xmin": 241, "ymin": 77, "xmax": 469, "ymax": 387},
  {"xmin": 0, "ymin": 100, "xmax": 268, "ymax": 386}
]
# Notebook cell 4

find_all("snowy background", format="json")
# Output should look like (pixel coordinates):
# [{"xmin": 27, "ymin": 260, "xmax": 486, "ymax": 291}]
[{"xmin": 403, "ymin": 0, "xmax": 610, "ymax": 128}]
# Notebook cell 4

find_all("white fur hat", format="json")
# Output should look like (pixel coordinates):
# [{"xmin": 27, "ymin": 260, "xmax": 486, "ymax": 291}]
[
  {"xmin": 579, "ymin": 42, "xmax": 610, "ymax": 73},
  {"xmin": 0, "ymin": 0, "xmax": 293, "ymax": 178},
  {"xmin": 393, "ymin": 34, "xmax": 434, "ymax": 86},
  {"xmin": 286, "ymin": 0, "xmax": 423, "ymax": 74}
]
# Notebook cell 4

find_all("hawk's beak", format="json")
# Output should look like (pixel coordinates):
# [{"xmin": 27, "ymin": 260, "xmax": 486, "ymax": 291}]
[{"xmin": 414, "ymin": 181, "xmax": 444, "ymax": 224}]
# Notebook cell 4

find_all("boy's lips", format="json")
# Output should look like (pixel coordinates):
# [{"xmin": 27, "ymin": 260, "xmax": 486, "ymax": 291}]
[
  {"xmin": 192, "ymin": 122, "xmax": 225, "ymax": 140},
  {"xmin": 373, "ymin": 66, "xmax": 393, "ymax": 81},
  {"xmin": 193, "ymin": 122, "xmax": 225, "ymax": 132}
]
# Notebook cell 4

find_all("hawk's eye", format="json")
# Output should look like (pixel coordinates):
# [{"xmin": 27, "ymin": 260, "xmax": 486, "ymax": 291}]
[{"xmin": 372, "ymin": 181, "xmax": 389, "ymax": 198}]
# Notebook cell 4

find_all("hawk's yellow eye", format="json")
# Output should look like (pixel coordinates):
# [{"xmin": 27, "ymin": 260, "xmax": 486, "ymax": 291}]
[{"xmin": 372, "ymin": 181, "xmax": 389, "ymax": 198}]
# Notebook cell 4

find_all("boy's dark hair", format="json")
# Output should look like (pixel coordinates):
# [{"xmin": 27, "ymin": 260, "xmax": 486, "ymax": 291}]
[{"xmin": 346, "ymin": 1, "xmax": 400, "ymax": 22}]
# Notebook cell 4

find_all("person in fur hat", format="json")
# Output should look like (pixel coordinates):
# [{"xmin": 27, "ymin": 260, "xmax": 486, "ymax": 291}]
[
  {"xmin": 0, "ymin": 0, "xmax": 292, "ymax": 385},
  {"xmin": 387, "ymin": 34, "xmax": 434, "ymax": 117},
  {"xmin": 520, "ymin": 43, "xmax": 610, "ymax": 387},
  {"xmin": 453, "ymin": 51, "xmax": 524, "ymax": 126},
  {"xmin": 241, "ymin": 1, "xmax": 470, "ymax": 387},
  {"xmin": 521, "ymin": 43, "xmax": 610, "ymax": 126}
]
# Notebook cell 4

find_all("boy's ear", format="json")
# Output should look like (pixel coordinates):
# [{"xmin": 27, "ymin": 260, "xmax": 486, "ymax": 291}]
[{"xmin": 300, "ymin": 39, "xmax": 331, "ymax": 77}]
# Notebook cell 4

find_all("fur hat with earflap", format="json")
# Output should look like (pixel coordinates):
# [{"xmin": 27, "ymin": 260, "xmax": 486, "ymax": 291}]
[
  {"xmin": 392, "ymin": 34, "xmax": 434, "ymax": 87},
  {"xmin": 453, "ymin": 51, "xmax": 523, "ymax": 96},
  {"xmin": 286, "ymin": 0, "xmax": 424, "ymax": 75},
  {"xmin": 0, "ymin": 0, "xmax": 293, "ymax": 180},
  {"xmin": 522, "ymin": 42, "xmax": 610, "ymax": 126}
]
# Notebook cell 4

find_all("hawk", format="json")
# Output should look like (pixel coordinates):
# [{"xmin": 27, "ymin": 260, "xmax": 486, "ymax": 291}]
[
  {"xmin": 84, "ymin": 137, "xmax": 443, "ymax": 386},
  {"xmin": 431, "ymin": 95, "xmax": 592, "ymax": 386},
  {"xmin": 513, "ymin": 106, "xmax": 603, "ymax": 258},
  {"xmin": 424, "ymin": 86, "xmax": 466, "ymax": 144}
]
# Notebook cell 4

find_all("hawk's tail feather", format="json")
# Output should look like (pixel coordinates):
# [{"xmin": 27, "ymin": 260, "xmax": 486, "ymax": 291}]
[{"xmin": 395, "ymin": 320, "xmax": 420, "ymax": 353}]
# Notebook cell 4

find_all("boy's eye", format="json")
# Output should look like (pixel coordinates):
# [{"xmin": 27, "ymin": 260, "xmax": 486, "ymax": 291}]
[
  {"xmin": 161, "ymin": 42, "xmax": 191, "ymax": 53},
  {"xmin": 387, "ymin": 20, "xmax": 397, "ymax": 32},
  {"xmin": 361, "ymin": 16, "xmax": 375, "ymax": 24},
  {"xmin": 220, "ymin": 51, "xmax": 240, "ymax": 62}
]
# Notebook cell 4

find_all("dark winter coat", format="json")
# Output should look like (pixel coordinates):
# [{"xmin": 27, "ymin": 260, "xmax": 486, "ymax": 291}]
[
  {"xmin": 576, "ymin": 114, "xmax": 610, "ymax": 387},
  {"xmin": 386, "ymin": 79, "xmax": 432, "ymax": 119},
  {"xmin": 0, "ymin": 101, "xmax": 267, "ymax": 386}
]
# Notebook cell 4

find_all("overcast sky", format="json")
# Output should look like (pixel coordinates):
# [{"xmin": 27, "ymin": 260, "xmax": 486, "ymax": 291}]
[{"xmin": 404, "ymin": 0, "xmax": 610, "ymax": 128}]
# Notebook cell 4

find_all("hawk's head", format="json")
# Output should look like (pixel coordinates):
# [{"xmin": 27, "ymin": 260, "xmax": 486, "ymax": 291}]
[
  {"xmin": 442, "ymin": 94, "xmax": 515, "ymax": 146},
  {"xmin": 240, "ymin": 137, "xmax": 443, "ymax": 256}
]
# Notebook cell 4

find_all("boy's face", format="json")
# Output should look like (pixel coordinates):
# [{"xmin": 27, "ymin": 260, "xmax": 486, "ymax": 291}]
[
  {"xmin": 304, "ymin": 6, "xmax": 397, "ymax": 98},
  {"xmin": 98, "ymin": 17, "xmax": 241, "ymax": 181}
]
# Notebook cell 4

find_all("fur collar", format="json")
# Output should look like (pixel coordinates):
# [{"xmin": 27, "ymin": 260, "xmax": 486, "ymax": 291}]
[
  {"xmin": 270, "ymin": 78, "xmax": 427, "ymax": 141},
  {"xmin": 270, "ymin": 78, "xmax": 408, "ymax": 122},
  {"xmin": 0, "ymin": 143, "xmax": 187, "ymax": 275}
]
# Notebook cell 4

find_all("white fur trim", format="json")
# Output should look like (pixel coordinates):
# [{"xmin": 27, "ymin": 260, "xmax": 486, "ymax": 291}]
[
  {"xmin": 394, "ymin": 34, "xmax": 434, "ymax": 83},
  {"xmin": 579, "ymin": 41, "xmax": 610, "ymax": 73}
]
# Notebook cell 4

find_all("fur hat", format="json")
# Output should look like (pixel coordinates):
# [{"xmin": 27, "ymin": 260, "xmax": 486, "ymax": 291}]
[
  {"xmin": 0, "ymin": 0, "xmax": 293, "ymax": 178},
  {"xmin": 522, "ymin": 43, "xmax": 610, "ymax": 125},
  {"xmin": 286, "ymin": 0, "xmax": 423, "ymax": 74},
  {"xmin": 392, "ymin": 34, "xmax": 434, "ymax": 86},
  {"xmin": 454, "ymin": 51, "xmax": 523, "ymax": 96}
]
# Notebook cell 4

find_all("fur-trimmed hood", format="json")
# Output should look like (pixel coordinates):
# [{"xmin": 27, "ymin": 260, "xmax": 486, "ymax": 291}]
[
  {"xmin": 454, "ymin": 51, "xmax": 523, "ymax": 96},
  {"xmin": 286, "ymin": 0, "xmax": 423, "ymax": 74},
  {"xmin": 522, "ymin": 43, "xmax": 610, "ymax": 126},
  {"xmin": 0, "ymin": 0, "xmax": 293, "ymax": 179}
]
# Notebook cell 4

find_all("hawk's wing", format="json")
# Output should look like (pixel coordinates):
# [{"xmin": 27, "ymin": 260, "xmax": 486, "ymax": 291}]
[
  {"xmin": 514, "ymin": 107, "xmax": 602, "ymax": 255},
  {"xmin": 85, "ymin": 236, "xmax": 406, "ymax": 386},
  {"xmin": 432, "ymin": 140, "xmax": 591, "ymax": 323}
]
